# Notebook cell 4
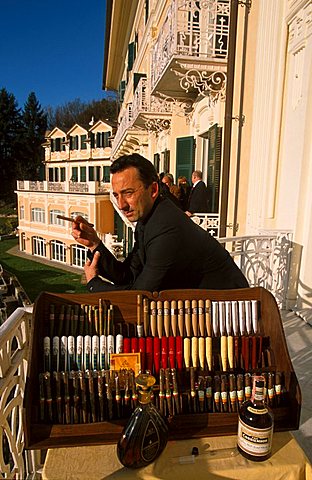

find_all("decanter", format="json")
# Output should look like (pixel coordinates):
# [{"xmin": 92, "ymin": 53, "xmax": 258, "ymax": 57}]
[{"xmin": 117, "ymin": 373, "xmax": 168, "ymax": 468}]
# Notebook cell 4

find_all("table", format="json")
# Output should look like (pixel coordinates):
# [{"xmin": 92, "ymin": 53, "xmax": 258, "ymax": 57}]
[{"xmin": 42, "ymin": 431, "xmax": 312, "ymax": 480}]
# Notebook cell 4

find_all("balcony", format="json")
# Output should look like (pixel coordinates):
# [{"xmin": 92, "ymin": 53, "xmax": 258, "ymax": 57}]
[
  {"xmin": 150, "ymin": 0, "xmax": 229, "ymax": 102},
  {"xmin": 16, "ymin": 180, "xmax": 111, "ymax": 195}
]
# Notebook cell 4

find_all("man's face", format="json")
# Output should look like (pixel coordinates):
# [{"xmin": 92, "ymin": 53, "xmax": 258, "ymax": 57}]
[{"xmin": 112, "ymin": 166, "xmax": 159, "ymax": 222}]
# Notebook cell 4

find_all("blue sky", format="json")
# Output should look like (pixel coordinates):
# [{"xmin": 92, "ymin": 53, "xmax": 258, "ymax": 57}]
[{"xmin": 0, "ymin": 0, "xmax": 113, "ymax": 109}]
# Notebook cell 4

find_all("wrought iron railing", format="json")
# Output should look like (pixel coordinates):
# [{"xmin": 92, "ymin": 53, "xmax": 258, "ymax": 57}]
[{"xmin": 151, "ymin": 0, "xmax": 230, "ymax": 91}]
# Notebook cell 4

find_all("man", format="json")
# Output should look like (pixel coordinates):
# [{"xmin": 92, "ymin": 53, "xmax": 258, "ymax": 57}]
[
  {"xmin": 71, "ymin": 154, "xmax": 249, "ymax": 292},
  {"xmin": 185, "ymin": 170, "xmax": 210, "ymax": 216}
]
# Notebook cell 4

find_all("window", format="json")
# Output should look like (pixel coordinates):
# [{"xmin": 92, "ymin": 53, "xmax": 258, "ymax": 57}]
[
  {"xmin": 119, "ymin": 80, "xmax": 126, "ymax": 102},
  {"xmin": 96, "ymin": 132, "xmax": 110, "ymax": 148},
  {"xmin": 21, "ymin": 232, "xmax": 26, "ymax": 251},
  {"xmin": 31, "ymin": 208, "xmax": 45, "ymax": 223},
  {"xmin": 89, "ymin": 166, "xmax": 94, "ymax": 181},
  {"xmin": 51, "ymin": 240, "xmax": 66, "ymax": 263},
  {"xmin": 70, "ymin": 135, "xmax": 79, "ymax": 150},
  {"xmin": 81, "ymin": 134, "xmax": 88, "ymax": 149},
  {"xmin": 50, "ymin": 209, "xmax": 65, "ymax": 225},
  {"xmin": 20, "ymin": 205, "xmax": 25, "ymax": 220},
  {"xmin": 32, "ymin": 236, "xmax": 46, "ymax": 257},
  {"xmin": 72, "ymin": 244, "xmax": 87, "ymax": 267},
  {"xmin": 103, "ymin": 166, "xmax": 110, "ymax": 182},
  {"xmin": 80, "ymin": 167, "xmax": 86, "ymax": 182},
  {"xmin": 71, "ymin": 167, "xmax": 78, "ymax": 182},
  {"xmin": 51, "ymin": 137, "xmax": 62, "ymax": 152},
  {"xmin": 128, "ymin": 41, "xmax": 136, "ymax": 71},
  {"xmin": 154, "ymin": 153, "xmax": 160, "ymax": 173},
  {"xmin": 60, "ymin": 167, "xmax": 66, "ymax": 182},
  {"xmin": 48, "ymin": 167, "xmax": 60, "ymax": 182}
]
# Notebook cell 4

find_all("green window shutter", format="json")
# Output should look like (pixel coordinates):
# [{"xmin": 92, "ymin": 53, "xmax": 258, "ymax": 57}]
[
  {"xmin": 80, "ymin": 167, "xmax": 86, "ymax": 182},
  {"xmin": 154, "ymin": 153, "xmax": 160, "ymax": 173},
  {"xmin": 70, "ymin": 136, "xmax": 74, "ymax": 150},
  {"xmin": 128, "ymin": 42, "xmax": 136, "ymax": 71},
  {"xmin": 133, "ymin": 73, "xmax": 146, "ymax": 93},
  {"xmin": 81, "ymin": 134, "xmax": 87, "ymax": 149},
  {"xmin": 55, "ymin": 138, "xmax": 61, "ymax": 152},
  {"xmin": 51, "ymin": 139, "xmax": 55, "ymax": 152},
  {"xmin": 176, "ymin": 136, "xmax": 195, "ymax": 181},
  {"xmin": 89, "ymin": 166, "xmax": 94, "ymax": 181},
  {"xmin": 48, "ymin": 168, "xmax": 54, "ymax": 181},
  {"xmin": 103, "ymin": 166, "xmax": 110, "ymax": 182},
  {"xmin": 207, "ymin": 124, "xmax": 222, "ymax": 213},
  {"xmin": 163, "ymin": 149, "xmax": 170, "ymax": 173},
  {"xmin": 60, "ymin": 167, "xmax": 66, "ymax": 182},
  {"xmin": 62, "ymin": 137, "xmax": 66, "ymax": 151},
  {"xmin": 71, "ymin": 167, "xmax": 78, "ymax": 182},
  {"xmin": 90, "ymin": 133, "xmax": 95, "ymax": 148},
  {"xmin": 119, "ymin": 80, "xmax": 126, "ymax": 102}
]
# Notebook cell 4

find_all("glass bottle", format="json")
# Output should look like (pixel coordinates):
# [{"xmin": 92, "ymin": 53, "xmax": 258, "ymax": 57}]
[
  {"xmin": 237, "ymin": 375, "xmax": 274, "ymax": 461},
  {"xmin": 117, "ymin": 373, "xmax": 168, "ymax": 468}
]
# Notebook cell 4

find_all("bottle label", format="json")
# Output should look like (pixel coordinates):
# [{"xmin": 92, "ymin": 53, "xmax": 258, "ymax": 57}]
[
  {"xmin": 247, "ymin": 406, "xmax": 268, "ymax": 415},
  {"xmin": 238, "ymin": 418, "xmax": 273, "ymax": 457},
  {"xmin": 141, "ymin": 418, "xmax": 160, "ymax": 463}
]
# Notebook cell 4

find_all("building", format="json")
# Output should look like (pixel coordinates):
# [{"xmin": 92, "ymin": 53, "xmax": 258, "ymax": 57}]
[
  {"xmin": 15, "ymin": 119, "xmax": 119, "ymax": 268},
  {"xmin": 103, "ymin": 0, "xmax": 312, "ymax": 309}
]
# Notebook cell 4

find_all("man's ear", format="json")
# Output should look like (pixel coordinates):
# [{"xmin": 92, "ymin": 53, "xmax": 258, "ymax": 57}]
[{"xmin": 151, "ymin": 181, "xmax": 159, "ymax": 199}]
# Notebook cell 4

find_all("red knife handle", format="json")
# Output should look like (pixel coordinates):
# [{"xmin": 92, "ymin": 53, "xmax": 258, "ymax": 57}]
[
  {"xmin": 169, "ymin": 336, "xmax": 176, "ymax": 369},
  {"xmin": 139, "ymin": 337, "xmax": 146, "ymax": 372},
  {"xmin": 123, "ymin": 338, "xmax": 131, "ymax": 353},
  {"xmin": 161, "ymin": 336, "xmax": 168, "ymax": 369},
  {"xmin": 175, "ymin": 336, "xmax": 183, "ymax": 371},
  {"xmin": 153, "ymin": 337, "xmax": 160, "ymax": 375},
  {"xmin": 146, "ymin": 337, "xmax": 153, "ymax": 373}
]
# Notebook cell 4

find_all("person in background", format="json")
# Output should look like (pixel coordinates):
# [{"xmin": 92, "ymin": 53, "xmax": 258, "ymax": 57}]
[
  {"xmin": 71, "ymin": 154, "xmax": 249, "ymax": 292},
  {"xmin": 185, "ymin": 170, "xmax": 210, "ymax": 216},
  {"xmin": 177, "ymin": 175, "xmax": 192, "ymax": 211}
]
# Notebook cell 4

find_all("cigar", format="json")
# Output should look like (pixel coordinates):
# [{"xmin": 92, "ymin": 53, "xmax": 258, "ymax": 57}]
[
  {"xmin": 157, "ymin": 301, "xmax": 163, "ymax": 338},
  {"xmin": 190, "ymin": 367, "xmax": 197, "ymax": 413},
  {"xmin": 212, "ymin": 301, "xmax": 219, "ymax": 337},
  {"xmin": 60, "ymin": 336, "xmax": 68, "ymax": 372},
  {"xmin": 165, "ymin": 368, "xmax": 173, "ymax": 416},
  {"xmin": 237, "ymin": 373, "xmax": 244, "ymax": 408},
  {"xmin": 123, "ymin": 371, "xmax": 131, "ymax": 417},
  {"xmin": 198, "ymin": 300, "xmax": 205, "ymax": 337},
  {"xmin": 62, "ymin": 371, "xmax": 71, "ymax": 424},
  {"xmin": 114, "ymin": 373, "xmax": 121, "ymax": 419},
  {"xmin": 72, "ymin": 371, "xmax": 80, "ymax": 423},
  {"xmin": 205, "ymin": 375, "xmax": 213, "ymax": 412},
  {"xmin": 143, "ymin": 298, "xmax": 150, "ymax": 337},
  {"xmin": 171, "ymin": 368, "xmax": 180, "ymax": 415},
  {"xmin": 227, "ymin": 336, "xmax": 234, "ymax": 370},
  {"xmin": 146, "ymin": 336, "xmax": 153, "ymax": 372},
  {"xmin": 205, "ymin": 299, "xmax": 212, "ymax": 336},
  {"xmin": 139, "ymin": 337, "xmax": 146, "ymax": 371},
  {"xmin": 105, "ymin": 370, "xmax": 113, "ymax": 420},
  {"xmin": 43, "ymin": 335, "xmax": 51, "ymax": 373},
  {"xmin": 191, "ymin": 299, "xmax": 198, "ymax": 337},
  {"xmin": 221, "ymin": 375, "xmax": 228, "ymax": 413},
  {"xmin": 185, "ymin": 300, "xmax": 191, "ymax": 337},
  {"xmin": 177, "ymin": 300, "xmax": 184, "ymax": 336},
  {"xmin": 245, "ymin": 301, "xmax": 252, "ymax": 335},
  {"xmin": 150, "ymin": 301, "xmax": 157, "ymax": 337},
  {"xmin": 115, "ymin": 323, "xmax": 123, "ymax": 354},
  {"xmin": 68, "ymin": 334, "xmax": 76, "ymax": 372},
  {"xmin": 159, "ymin": 368, "xmax": 166, "ymax": 416},
  {"xmin": 52, "ymin": 335, "xmax": 60, "ymax": 373},
  {"xmin": 229, "ymin": 373, "xmax": 237, "ymax": 412},
  {"xmin": 137, "ymin": 294, "xmax": 144, "ymax": 338},
  {"xmin": 168, "ymin": 336, "xmax": 176, "ymax": 369},
  {"xmin": 56, "ymin": 214, "xmax": 94, "ymax": 227},
  {"xmin": 39, "ymin": 373, "xmax": 45, "ymax": 421},
  {"xmin": 275, "ymin": 371, "xmax": 282, "ymax": 406},
  {"xmin": 213, "ymin": 375, "xmax": 221, "ymax": 412},
  {"xmin": 251, "ymin": 335, "xmax": 257, "ymax": 369},
  {"xmin": 79, "ymin": 371, "xmax": 87, "ymax": 423},
  {"xmin": 54, "ymin": 371, "xmax": 62, "ymax": 424},
  {"xmin": 184, "ymin": 337, "xmax": 191, "ymax": 369},
  {"xmin": 205, "ymin": 336, "xmax": 213, "ymax": 371},
  {"xmin": 231, "ymin": 301, "xmax": 239, "ymax": 336},
  {"xmin": 170, "ymin": 300, "xmax": 178, "ymax": 337},
  {"xmin": 198, "ymin": 337, "xmax": 205, "ymax": 370},
  {"xmin": 161, "ymin": 336, "xmax": 168, "ymax": 370},
  {"xmin": 244, "ymin": 372, "xmax": 251, "ymax": 402},
  {"xmin": 163, "ymin": 300, "xmax": 170, "ymax": 337},
  {"xmin": 251, "ymin": 300, "xmax": 258, "ymax": 334},
  {"xmin": 130, "ymin": 370, "xmax": 138, "ymax": 410},
  {"xmin": 267, "ymin": 372, "xmax": 275, "ymax": 407},
  {"xmin": 238, "ymin": 301, "xmax": 246, "ymax": 335},
  {"xmin": 84, "ymin": 334, "xmax": 92, "ymax": 371},
  {"xmin": 97, "ymin": 370, "xmax": 104, "ymax": 422},
  {"xmin": 153, "ymin": 337, "xmax": 160, "ymax": 375},
  {"xmin": 176, "ymin": 336, "xmax": 183, "ymax": 371},
  {"xmin": 198, "ymin": 376, "xmax": 205, "ymax": 413},
  {"xmin": 220, "ymin": 335, "xmax": 228, "ymax": 371},
  {"xmin": 191, "ymin": 336, "xmax": 199, "ymax": 368},
  {"xmin": 87, "ymin": 370, "xmax": 96, "ymax": 422}
]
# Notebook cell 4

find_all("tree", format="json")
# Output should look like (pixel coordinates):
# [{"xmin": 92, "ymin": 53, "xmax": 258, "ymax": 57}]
[
  {"xmin": 45, "ymin": 96, "xmax": 117, "ymax": 130},
  {"xmin": 0, "ymin": 88, "xmax": 23, "ymax": 200},
  {"xmin": 20, "ymin": 92, "xmax": 47, "ymax": 179}
]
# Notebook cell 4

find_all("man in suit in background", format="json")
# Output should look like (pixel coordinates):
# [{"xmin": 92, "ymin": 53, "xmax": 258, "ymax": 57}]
[
  {"xmin": 71, "ymin": 154, "xmax": 249, "ymax": 292},
  {"xmin": 185, "ymin": 170, "xmax": 210, "ymax": 216}
]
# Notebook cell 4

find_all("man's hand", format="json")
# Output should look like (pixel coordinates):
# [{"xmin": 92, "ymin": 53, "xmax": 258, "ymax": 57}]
[
  {"xmin": 84, "ymin": 251, "xmax": 101, "ymax": 283},
  {"xmin": 71, "ymin": 216, "xmax": 101, "ymax": 251},
  {"xmin": 185, "ymin": 211, "xmax": 192, "ymax": 217}
]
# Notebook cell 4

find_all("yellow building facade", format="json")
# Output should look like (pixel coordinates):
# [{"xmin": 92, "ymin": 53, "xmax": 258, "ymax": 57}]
[
  {"xmin": 103, "ymin": 0, "xmax": 312, "ymax": 308},
  {"xmin": 16, "ymin": 120, "xmax": 116, "ymax": 268}
]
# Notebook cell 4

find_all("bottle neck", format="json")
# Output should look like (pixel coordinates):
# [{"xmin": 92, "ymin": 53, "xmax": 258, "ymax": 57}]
[
  {"xmin": 138, "ymin": 390, "xmax": 152, "ymax": 405},
  {"xmin": 251, "ymin": 385, "xmax": 265, "ymax": 405}
]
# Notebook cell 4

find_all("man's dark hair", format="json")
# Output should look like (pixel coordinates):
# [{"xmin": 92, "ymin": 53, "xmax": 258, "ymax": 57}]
[{"xmin": 110, "ymin": 154, "xmax": 159, "ymax": 187}]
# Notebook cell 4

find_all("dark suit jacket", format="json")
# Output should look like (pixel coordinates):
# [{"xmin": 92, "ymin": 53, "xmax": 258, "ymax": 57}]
[
  {"xmin": 87, "ymin": 197, "xmax": 249, "ymax": 292},
  {"xmin": 188, "ymin": 180, "xmax": 210, "ymax": 213}
]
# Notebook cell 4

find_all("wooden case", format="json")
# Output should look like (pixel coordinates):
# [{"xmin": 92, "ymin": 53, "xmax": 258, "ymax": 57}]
[{"xmin": 23, "ymin": 287, "xmax": 301, "ymax": 449}]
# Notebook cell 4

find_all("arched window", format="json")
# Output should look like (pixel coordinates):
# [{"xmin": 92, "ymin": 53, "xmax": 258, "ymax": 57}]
[
  {"xmin": 71, "ymin": 244, "xmax": 87, "ymax": 268},
  {"xmin": 50, "ymin": 240, "xmax": 66, "ymax": 263},
  {"xmin": 50, "ymin": 209, "xmax": 65, "ymax": 225},
  {"xmin": 32, "ymin": 236, "xmax": 46, "ymax": 257}
]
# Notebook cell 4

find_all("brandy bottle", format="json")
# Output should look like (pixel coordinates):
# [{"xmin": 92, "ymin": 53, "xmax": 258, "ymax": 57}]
[
  {"xmin": 237, "ymin": 375, "xmax": 274, "ymax": 461},
  {"xmin": 117, "ymin": 373, "xmax": 168, "ymax": 469}
]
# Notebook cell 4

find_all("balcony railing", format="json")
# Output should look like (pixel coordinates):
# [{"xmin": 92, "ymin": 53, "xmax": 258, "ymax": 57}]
[
  {"xmin": 150, "ymin": 0, "xmax": 230, "ymax": 97},
  {"xmin": 132, "ymin": 77, "xmax": 174, "ymax": 122},
  {"xmin": 16, "ymin": 180, "xmax": 111, "ymax": 195},
  {"xmin": 111, "ymin": 104, "xmax": 133, "ymax": 156}
]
